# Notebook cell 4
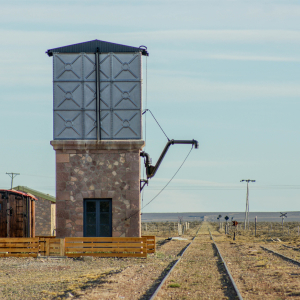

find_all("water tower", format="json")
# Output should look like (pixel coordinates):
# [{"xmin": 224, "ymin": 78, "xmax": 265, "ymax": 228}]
[{"xmin": 46, "ymin": 40, "xmax": 148, "ymax": 238}]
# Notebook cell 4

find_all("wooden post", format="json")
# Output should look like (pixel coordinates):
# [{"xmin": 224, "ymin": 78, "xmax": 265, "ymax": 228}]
[
  {"xmin": 7, "ymin": 198, "xmax": 10, "ymax": 237},
  {"xmin": 45, "ymin": 238, "xmax": 50, "ymax": 256},
  {"xmin": 32, "ymin": 200, "xmax": 36, "ymax": 238},
  {"xmin": 255, "ymin": 216, "xmax": 257, "ymax": 236},
  {"xmin": 60, "ymin": 238, "xmax": 65, "ymax": 256}
]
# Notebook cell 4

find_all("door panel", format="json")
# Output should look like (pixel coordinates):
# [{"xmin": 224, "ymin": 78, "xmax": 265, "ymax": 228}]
[{"xmin": 84, "ymin": 199, "xmax": 112, "ymax": 237}]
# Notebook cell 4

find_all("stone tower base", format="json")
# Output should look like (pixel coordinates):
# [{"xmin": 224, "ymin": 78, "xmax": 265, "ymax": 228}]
[{"xmin": 50, "ymin": 140, "xmax": 144, "ymax": 238}]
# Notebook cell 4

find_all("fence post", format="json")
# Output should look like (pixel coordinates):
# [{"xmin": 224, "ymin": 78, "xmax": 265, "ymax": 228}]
[
  {"xmin": 60, "ymin": 238, "xmax": 65, "ymax": 256},
  {"xmin": 45, "ymin": 238, "xmax": 50, "ymax": 256},
  {"xmin": 255, "ymin": 216, "xmax": 257, "ymax": 237},
  {"xmin": 144, "ymin": 237, "xmax": 148, "ymax": 255}
]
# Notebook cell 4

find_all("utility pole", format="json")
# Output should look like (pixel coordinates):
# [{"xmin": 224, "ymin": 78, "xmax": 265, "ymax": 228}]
[
  {"xmin": 240, "ymin": 179, "xmax": 255, "ymax": 230},
  {"xmin": 6, "ymin": 172, "xmax": 20, "ymax": 189}
]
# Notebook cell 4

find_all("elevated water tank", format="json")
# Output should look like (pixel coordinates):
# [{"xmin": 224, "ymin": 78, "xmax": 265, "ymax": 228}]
[{"xmin": 46, "ymin": 40, "xmax": 148, "ymax": 140}]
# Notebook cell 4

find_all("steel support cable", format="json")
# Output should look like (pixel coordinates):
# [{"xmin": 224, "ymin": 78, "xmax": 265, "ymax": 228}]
[
  {"xmin": 125, "ymin": 145, "xmax": 194, "ymax": 221},
  {"xmin": 142, "ymin": 146, "xmax": 193, "ymax": 210},
  {"xmin": 142, "ymin": 55, "xmax": 148, "ymax": 214},
  {"xmin": 142, "ymin": 109, "xmax": 170, "ymax": 141}
]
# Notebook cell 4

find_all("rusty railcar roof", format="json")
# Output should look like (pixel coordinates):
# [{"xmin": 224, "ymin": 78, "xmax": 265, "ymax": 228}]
[{"xmin": 0, "ymin": 189, "xmax": 38, "ymax": 201}]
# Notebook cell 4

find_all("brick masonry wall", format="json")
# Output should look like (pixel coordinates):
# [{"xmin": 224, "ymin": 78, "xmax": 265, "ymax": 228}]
[
  {"xmin": 52, "ymin": 141, "xmax": 143, "ymax": 238},
  {"xmin": 35, "ymin": 197, "xmax": 52, "ymax": 236}
]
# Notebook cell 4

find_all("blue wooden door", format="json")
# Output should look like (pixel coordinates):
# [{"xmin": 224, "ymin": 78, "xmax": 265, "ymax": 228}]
[{"xmin": 84, "ymin": 199, "xmax": 112, "ymax": 237}]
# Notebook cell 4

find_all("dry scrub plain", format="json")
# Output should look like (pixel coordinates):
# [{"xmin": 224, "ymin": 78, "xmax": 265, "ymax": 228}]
[{"xmin": 1, "ymin": 221, "xmax": 300, "ymax": 299}]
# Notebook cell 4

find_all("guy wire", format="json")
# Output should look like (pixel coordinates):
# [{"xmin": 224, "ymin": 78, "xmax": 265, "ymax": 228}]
[{"xmin": 125, "ymin": 145, "xmax": 194, "ymax": 221}]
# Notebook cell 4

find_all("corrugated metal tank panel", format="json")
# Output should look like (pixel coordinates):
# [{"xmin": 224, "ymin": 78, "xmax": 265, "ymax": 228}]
[{"xmin": 52, "ymin": 52, "xmax": 142, "ymax": 140}]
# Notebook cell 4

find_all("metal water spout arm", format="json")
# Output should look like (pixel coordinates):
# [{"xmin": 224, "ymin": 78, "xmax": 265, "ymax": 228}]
[{"xmin": 140, "ymin": 139, "xmax": 198, "ymax": 179}]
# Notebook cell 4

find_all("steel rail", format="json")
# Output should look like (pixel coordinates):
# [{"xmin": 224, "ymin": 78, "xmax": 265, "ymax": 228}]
[
  {"xmin": 282, "ymin": 244, "xmax": 300, "ymax": 252},
  {"xmin": 209, "ymin": 228, "xmax": 244, "ymax": 300},
  {"xmin": 149, "ymin": 225, "xmax": 201, "ymax": 300},
  {"xmin": 260, "ymin": 246, "xmax": 300, "ymax": 266}
]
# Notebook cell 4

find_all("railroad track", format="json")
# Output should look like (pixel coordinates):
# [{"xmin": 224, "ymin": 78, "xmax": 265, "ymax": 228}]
[
  {"xmin": 148, "ymin": 225, "xmax": 202, "ymax": 300},
  {"xmin": 260, "ymin": 244, "xmax": 300, "ymax": 266},
  {"xmin": 282, "ymin": 243, "xmax": 300, "ymax": 252},
  {"xmin": 149, "ymin": 224, "xmax": 242, "ymax": 300},
  {"xmin": 147, "ymin": 223, "xmax": 300, "ymax": 300},
  {"xmin": 208, "ymin": 228, "xmax": 243, "ymax": 300},
  {"xmin": 208, "ymin": 223, "xmax": 300, "ymax": 299}
]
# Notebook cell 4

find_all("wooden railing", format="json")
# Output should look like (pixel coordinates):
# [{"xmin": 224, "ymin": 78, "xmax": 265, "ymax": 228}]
[
  {"xmin": 142, "ymin": 236, "xmax": 156, "ymax": 253},
  {"xmin": 65, "ymin": 237, "xmax": 148, "ymax": 258},
  {"xmin": 39, "ymin": 238, "xmax": 65, "ymax": 256},
  {"xmin": 0, "ymin": 236, "xmax": 156, "ymax": 258},
  {"xmin": 0, "ymin": 238, "xmax": 39, "ymax": 257}
]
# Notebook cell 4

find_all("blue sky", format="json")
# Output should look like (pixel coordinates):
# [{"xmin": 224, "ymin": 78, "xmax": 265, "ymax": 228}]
[{"xmin": 1, "ymin": 0, "xmax": 300, "ymax": 213}]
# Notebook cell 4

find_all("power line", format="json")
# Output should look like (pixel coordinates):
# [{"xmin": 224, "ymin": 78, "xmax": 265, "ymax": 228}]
[
  {"xmin": 145, "ymin": 185, "xmax": 300, "ymax": 190},
  {"xmin": 22, "ymin": 173, "xmax": 55, "ymax": 179}
]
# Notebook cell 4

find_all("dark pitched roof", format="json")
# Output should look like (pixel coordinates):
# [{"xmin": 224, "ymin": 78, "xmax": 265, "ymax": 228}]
[{"xmin": 46, "ymin": 39, "xmax": 148, "ymax": 57}]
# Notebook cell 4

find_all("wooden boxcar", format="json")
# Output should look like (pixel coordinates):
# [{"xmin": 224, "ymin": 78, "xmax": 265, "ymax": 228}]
[{"xmin": 0, "ymin": 189, "xmax": 37, "ymax": 237}]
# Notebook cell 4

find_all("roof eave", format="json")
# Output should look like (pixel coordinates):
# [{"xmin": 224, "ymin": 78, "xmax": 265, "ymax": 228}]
[{"xmin": 45, "ymin": 40, "xmax": 149, "ymax": 57}]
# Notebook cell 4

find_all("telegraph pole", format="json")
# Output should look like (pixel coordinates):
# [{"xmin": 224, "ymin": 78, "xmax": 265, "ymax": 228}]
[
  {"xmin": 6, "ymin": 172, "xmax": 20, "ymax": 189},
  {"xmin": 240, "ymin": 179, "xmax": 255, "ymax": 230}
]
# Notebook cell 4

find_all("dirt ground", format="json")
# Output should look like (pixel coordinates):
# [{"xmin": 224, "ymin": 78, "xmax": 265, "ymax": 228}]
[
  {"xmin": 0, "ymin": 233, "xmax": 192, "ymax": 300},
  {"xmin": 1, "ymin": 221, "xmax": 300, "ymax": 299}
]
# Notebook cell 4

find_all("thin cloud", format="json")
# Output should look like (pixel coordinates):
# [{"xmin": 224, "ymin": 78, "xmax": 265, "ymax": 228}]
[
  {"xmin": 1, "ymin": 30, "xmax": 300, "ymax": 48},
  {"xmin": 204, "ymin": 54, "xmax": 300, "ymax": 62},
  {"xmin": 151, "ymin": 177, "xmax": 238, "ymax": 187},
  {"xmin": 150, "ymin": 75, "xmax": 300, "ymax": 101}
]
